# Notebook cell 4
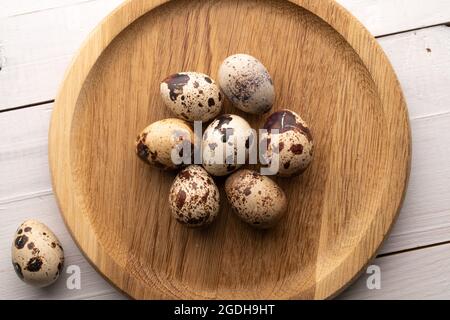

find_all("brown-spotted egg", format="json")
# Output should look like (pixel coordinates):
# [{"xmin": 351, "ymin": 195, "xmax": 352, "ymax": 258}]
[
  {"xmin": 160, "ymin": 72, "xmax": 223, "ymax": 122},
  {"xmin": 202, "ymin": 114, "xmax": 255, "ymax": 176},
  {"xmin": 261, "ymin": 109, "xmax": 314, "ymax": 177},
  {"xmin": 11, "ymin": 219, "xmax": 64, "ymax": 287},
  {"xmin": 225, "ymin": 169, "xmax": 287, "ymax": 229},
  {"xmin": 136, "ymin": 118, "xmax": 194, "ymax": 170},
  {"xmin": 218, "ymin": 54, "xmax": 274, "ymax": 114},
  {"xmin": 169, "ymin": 165, "xmax": 220, "ymax": 227}
]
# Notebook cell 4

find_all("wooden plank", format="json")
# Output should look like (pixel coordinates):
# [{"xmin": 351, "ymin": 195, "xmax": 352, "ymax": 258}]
[
  {"xmin": 0, "ymin": 0, "xmax": 124, "ymax": 109},
  {"xmin": 337, "ymin": 0, "xmax": 450, "ymax": 36},
  {"xmin": 0, "ymin": 104, "xmax": 52, "ymax": 201},
  {"xmin": 5, "ymin": 0, "xmax": 450, "ymax": 35},
  {"xmin": 379, "ymin": 112, "xmax": 450, "ymax": 254},
  {"xmin": 2, "ymin": 0, "xmax": 94, "ymax": 17},
  {"xmin": 1, "ymin": 2, "xmax": 450, "ymax": 109},
  {"xmin": 84, "ymin": 292, "xmax": 127, "ymax": 300},
  {"xmin": 378, "ymin": 26, "xmax": 450, "ymax": 119},
  {"xmin": 341, "ymin": 243, "xmax": 450, "ymax": 299}
]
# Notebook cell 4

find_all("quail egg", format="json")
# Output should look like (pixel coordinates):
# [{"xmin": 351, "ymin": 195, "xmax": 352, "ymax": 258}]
[
  {"xmin": 11, "ymin": 219, "xmax": 64, "ymax": 287},
  {"xmin": 160, "ymin": 72, "xmax": 223, "ymax": 122},
  {"xmin": 261, "ymin": 109, "xmax": 314, "ymax": 177},
  {"xmin": 169, "ymin": 165, "xmax": 220, "ymax": 227},
  {"xmin": 202, "ymin": 114, "xmax": 255, "ymax": 176},
  {"xmin": 136, "ymin": 118, "xmax": 195, "ymax": 170},
  {"xmin": 225, "ymin": 169, "xmax": 287, "ymax": 229},
  {"xmin": 218, "ymin": 54, "xmax": 274, "ymax": 114}
]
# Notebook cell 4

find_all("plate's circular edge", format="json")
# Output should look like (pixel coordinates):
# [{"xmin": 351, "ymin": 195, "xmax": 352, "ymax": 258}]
[{"xmin": 49, "ymin": 0, "xmax": 412, "ymax": 300}]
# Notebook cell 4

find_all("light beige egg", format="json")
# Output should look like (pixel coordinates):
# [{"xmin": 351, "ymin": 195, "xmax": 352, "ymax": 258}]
[
  {"xmin": 160, "ymin": 72, "xmax": 223, "ymax": 122},
  {"xmin": 11, "ymin": 219, "xmax": 64, "ymax": 287},
  {"xmin": 135, "ymin": 118, "xmax": 195, "ymax": 170},
  {"xmin": 169, "ymin": 165, "xmax": 220, "ymax": 227},
  {"xmin": 261, "ymin": 109, "xmax": 314, "ymax": 177},
  {"xmin": 202, "ymin": 114, "xmax": 256, "ymax": 176},
  {"xmin": 225, "ymin": 169, "xmax": 287, "ymax": 229},
  {"xmin": 218, "ymin": 54, "xmax": 274, "ymax": 114}
]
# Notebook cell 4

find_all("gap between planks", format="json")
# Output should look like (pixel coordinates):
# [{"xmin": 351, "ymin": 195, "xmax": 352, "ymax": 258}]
[
  {"xmin": 375, "ymin": 22, "xmax": 450, "ymax": 39},
  {"xmin": 0, "ymin": 100, "xmax": 55, "ymax": 114},
  {"xmin": 377, "ymin": 240, "xmax": 450, "ymax": 258}
]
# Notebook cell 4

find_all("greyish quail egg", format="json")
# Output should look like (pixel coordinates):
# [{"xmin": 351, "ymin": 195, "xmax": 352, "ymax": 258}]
[{"xmin": 218, "ymin": 54, "xmax": 274, "ymax": 114}]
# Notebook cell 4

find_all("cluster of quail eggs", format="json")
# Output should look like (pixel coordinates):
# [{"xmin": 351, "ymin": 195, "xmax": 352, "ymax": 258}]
[{"xmin": 136, "ymin": 53, "xmax": 314, "ymax": 229}]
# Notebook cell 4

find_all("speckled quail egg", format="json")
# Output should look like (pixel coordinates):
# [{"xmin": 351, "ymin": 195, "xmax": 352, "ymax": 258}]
[
  {"xmin": 202, "ymin": 114, "xmax": 255, "ymax": 176},
  {"xmin": 225, "ymin": 169, "xmax": 287, "ymax": 229},
  {"xmin": 11, "ymin": 219, "xmax": 64, "ymax": 287},
  {"xmin": 136, "ymin": 118, "xmax": 195, "ymax": 170},
  {"xmin": 169, "ymin": 165, "xmax": 220, "ymax": 227},
  {"xmin": 160, "ymin": 72, "xmax": 223, "ymax": 122},
  {"xmin": 261, "ymin": 109, "xmax": 314, "ymax": 177},
  {"xmin": 218, "ymin": 54, "xmax": 274, "ymax": 114}
]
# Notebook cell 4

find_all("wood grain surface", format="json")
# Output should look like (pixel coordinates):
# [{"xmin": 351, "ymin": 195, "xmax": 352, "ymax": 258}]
[{"xmin": 47, "ymin": 0, "xmax": 410, "ymax": 299}]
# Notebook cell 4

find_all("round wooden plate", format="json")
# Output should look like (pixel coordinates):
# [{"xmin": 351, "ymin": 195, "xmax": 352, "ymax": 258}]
[{"xmin": 49, "ymin": 0, "xmax": 411, "ymax": 299}]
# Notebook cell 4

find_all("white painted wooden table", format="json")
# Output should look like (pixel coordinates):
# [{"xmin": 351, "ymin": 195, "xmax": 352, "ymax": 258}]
[{"xmin": 1, "ymin": 0, "xmax": 450, "ymax": 300}]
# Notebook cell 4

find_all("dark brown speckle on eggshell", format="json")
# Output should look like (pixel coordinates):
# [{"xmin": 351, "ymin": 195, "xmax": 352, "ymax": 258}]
[
  {"xmin": 163, "ymin": 73, "xmax": 190, "ymax": 102},
  {"xmin": 15, "ymin": 234, "xmax": 28, "ymax": 249}
]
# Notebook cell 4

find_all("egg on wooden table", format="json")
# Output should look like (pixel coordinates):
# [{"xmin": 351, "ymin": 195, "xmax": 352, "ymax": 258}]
[
  {"xmin": 225, "ymin": 169, "xmax": 287, "ymax": 229},
  {"xmin": 135, "ymin": 118, "xmax": 195, "ymax": 170},
  {"xmin": 169, "ymin": 165, "xmax": 220, "ymax": 227},
  {"xmin": 160, "ymin": 72, "xmax": 223, "ymax": 122},
  {"xmin": 11, "ymin": 219, "xmax": 64, "ymax": 287},
  {"xmin": 218, "ymin": 53, "xmax": 274, "ymax": 114},
  {"xmin": 202, "ymin": 114, "xmax": 255, "ymax": 176},
  {"xmin": 261, "ymin": 109, "xmax": 314, "ymax": 177}
]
